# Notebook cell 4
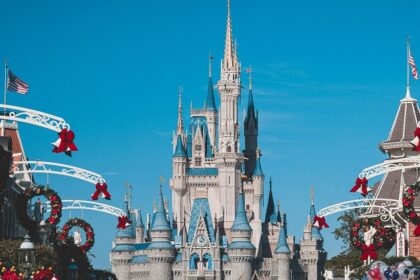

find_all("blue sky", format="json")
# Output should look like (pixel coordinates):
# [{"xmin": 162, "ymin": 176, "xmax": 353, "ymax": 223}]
[{"xmin": 1, "ymin": 0, "xmax": 420, "ymax": 269}]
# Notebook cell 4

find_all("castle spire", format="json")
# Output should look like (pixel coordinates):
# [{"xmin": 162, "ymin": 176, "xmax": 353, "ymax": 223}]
[
  {"xmin": 309, "ymin": 188, "xmax": 323, "ymax": 241},
  {"xmin": 205, "ymin": 55, "xmax": 217, "ymax": 111},
  {"xmin": 265, "ymin": 177, "xmax": 276, "ymax": 223},
  {"xmin": 176, "ymin": 86, "xmax": 184, "ymax": 135},
  {"xmin": 275, "ymin": 213, "xmax": 291, "ymax": 254},
  {"xmin": 222, "ymin": 0, "xmax": 238, "ymax": 73}
]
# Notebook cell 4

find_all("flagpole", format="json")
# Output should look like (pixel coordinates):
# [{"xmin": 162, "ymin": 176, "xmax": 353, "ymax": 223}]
[
  {"xmin": 407, "ymin": 36, "xmax": 411, "ymax": 90},
  {"xmin": 3, "ymin": 59, "xmax": 7, "ymax": 115}
]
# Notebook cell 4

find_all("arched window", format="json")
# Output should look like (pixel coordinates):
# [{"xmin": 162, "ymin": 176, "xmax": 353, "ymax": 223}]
[
  {"xmin": 189, "ymin": 253, "xmax": 199, "ymax": 270},
  {"xmin": 227, "ymin": 145, "xmax": 231, "ymax": 153},
  {"xmin": 202, "ymin": 253, "xmax": 213, "ymax": 270}
]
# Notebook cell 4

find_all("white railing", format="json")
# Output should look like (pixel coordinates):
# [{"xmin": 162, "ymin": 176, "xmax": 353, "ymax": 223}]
[
  {"xmin": 46, "ymin": 200, "xmax": 125, "ymax": 217},
  {"xmin": 0, "ymin": 104, "xmax": 70, "ymax": 132},
  {"xmin": 12, "ymin": 161, "xmax": 105, "ymax": 185}
]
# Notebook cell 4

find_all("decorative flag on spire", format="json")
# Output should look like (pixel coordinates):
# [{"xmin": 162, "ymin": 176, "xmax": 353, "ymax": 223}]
[
  {"xmin": 7, "ymin": 70, "xmax": 29, "ymax": 94},
  {"xmin": 409, "ymin": 48, "xmax": 418, "ymax": 80}
]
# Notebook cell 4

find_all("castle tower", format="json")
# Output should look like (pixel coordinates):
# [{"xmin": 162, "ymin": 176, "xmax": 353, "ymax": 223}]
[
  {"xmin": 275, "ymin": 213, "xmax": 291, "ymax": 280},
  {"xmin": 228, "ymin": 191, "xmax": 255, "ymax": 279},
  {"xmin": 147, "ymin": 187, "xmax": 176, "ymax": 280},
  {"xmin": 244, "ymin": 68, "xmax": 258, "ymax": 178},
  {"xmin": 110, "ymin": 194, "xmax": 136, "ymax": 280},
  {"xmin": 250, "ymin": 150, "xmax": 264, "ymax": 249},
  {"xmin": 172, "ymin": 132, "xmax": 188, "ymax": 231},
  {"xmin": 217, "ymin": 0, "xmax": 241, "ymax": 154},
  {"xmin": 309, "ymin": 189, "xmax": 323, "ymax": 242},
  {"xmin": 215, "ymin": 0, "xmax": 243, "ymax": 230}
]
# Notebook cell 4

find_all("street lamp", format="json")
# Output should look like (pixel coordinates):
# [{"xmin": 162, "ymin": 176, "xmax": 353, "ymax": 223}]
[
  {"xmin": 67, "ymin": 258, "xmax": 78, "ymax": 280},
  {"xmin": 18, "ymin": 234, "xmax": 35, "ymax": 279}
]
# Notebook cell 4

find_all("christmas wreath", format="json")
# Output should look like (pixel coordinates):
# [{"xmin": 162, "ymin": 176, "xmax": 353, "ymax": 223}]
[
  {"xmin": 351, "ymin": 218, "xmax": 395, "ymax": 261},
  {"xmin": 59, "ymin": 218, "xmax": 95, "ymax": 253},
  {"xmin": 15, "ymin": 186, "xmax": 62, "ymax": 240},
  {"xmin": 402, "ymin": 181, "xmax": 420, "ymax": 235}
]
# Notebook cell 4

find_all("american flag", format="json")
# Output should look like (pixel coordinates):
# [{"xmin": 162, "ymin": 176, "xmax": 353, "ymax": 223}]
[
  {"xmin": 409, "ymin": 49, "xmax": 419, "ymax": 80},
  {"xmin": 7, "ymin": 70, "xmax": 29, "ymax": 94}
]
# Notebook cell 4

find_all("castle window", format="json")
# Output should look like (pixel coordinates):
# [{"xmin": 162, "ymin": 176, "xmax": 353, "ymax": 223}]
[
  {"xmin": 246, "ymin": 204, "xmax": 250, "ymax": 211},
  {"xmin": 195, "ymin": 158, "xmax": 202, "ymax": 166},
  {"xmin": 195, "ymin": 145, "xmax": 202, "ymax": 151},
  {"xmin": 227, "ymin": 146, "xmax": 232, "ymax": 153}
]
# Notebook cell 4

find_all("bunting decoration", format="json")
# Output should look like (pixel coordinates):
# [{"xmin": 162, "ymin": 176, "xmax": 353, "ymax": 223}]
[
  {"xmin": 117, "ymin": 215, "xmax": 132, "ymax": 229},
  {"xmin": 402, "ymin": 181, "xmax": 420, "ymax": 235},
  {"xmin": 349, "ymin": 177, "xmax": 371, "ymax": 197},
  {"xmin": 411, "ymin": 122, "xmax": 420, "ymax": 152},
  {"xmin": 313, "ymin": 215, "xmax": 329, "ymax": 230},
  {"xmin": 91, "ymin": 182, "xmax": 111, "ymax": 201},
  {"xmin": 52, "ymin": 129, "xmax": 78, "ymax": 157}
]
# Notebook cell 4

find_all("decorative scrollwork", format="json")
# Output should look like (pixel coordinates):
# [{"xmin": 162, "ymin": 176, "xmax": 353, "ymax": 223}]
[
  {"xmin": 359, "ymin": 157, "xmax": 420, "ymax": 180},
  {"xmin": 46, "ymin": 200, "xmax": 125, "ymax": 217},
  {"xmin": 11, "ymin": 161, "xmax": 105, "ymax": 185},
  {"xmin": 0, "ymin": 104, "xmax": 70, "ymax": 132}
]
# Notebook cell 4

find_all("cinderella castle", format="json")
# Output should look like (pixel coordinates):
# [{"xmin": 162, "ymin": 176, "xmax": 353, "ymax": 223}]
[{"xmin": 110, "ymin": 1, "xmax": 327, "ymax": 279}]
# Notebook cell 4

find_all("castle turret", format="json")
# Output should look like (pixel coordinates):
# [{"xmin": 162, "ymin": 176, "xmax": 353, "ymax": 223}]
[
  {"xmin": 265, "ymin": 177, "xmax": 277, "ymax": 224},
  {"xmin": 147, "ymin": 187, "xmax": 176, "ymax": 280},
  {"xmin": 172, "ymin": 132, "xmax": 188, "ymax": 230},
  {"xmin": 135, "ymin": 209, "xmax": 145, "ymax": 244},
  {"xmin": 204, "ymin": 56, "xmax": 218, "ymax": 148},
  {"xmin": 275, "ymin": 213, "xmax": 291, "ymax": 280},
  {"xmin": 250, "ymin": 150, "xmax": 264, "ymax": 248},
  {"xmin": 244, "ymin": 68, "xmax": 258, "ymax": 178},
  {"xmin": 228, "ymin": 191, "xmax": 255, "ymax": 279}
]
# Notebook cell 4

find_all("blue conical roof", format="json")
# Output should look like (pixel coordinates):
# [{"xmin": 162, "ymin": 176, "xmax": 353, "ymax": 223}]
[
  {"xmin": 231, "ymin": 192, "xmax": 252, "ymax": 232},
  {"xmin": 245, "ymin": 88, "xmax": 256, "ymax": 126},
  {"xmin": 275, "ymin": 214, "xmax": 291, "ymax": 254},
  {"xmin": 310, "ymin": 204, "xmax": 323, "ymax": 241},
  {"xmin": 204, "ymin": 77, "xmax": 216, "ymax": 111},
  {"xmin": 137, "ymin": 209, "xmax": 144, "ymax": 228},
  {"xmin": 151, "ymin": 188, "xmax": 171, "ymax": 231},
  {"xmin": 253, "ymin": 156, "xmax": 264, "ymax": 177},
  {"xmin": 265, "ymin": 178, "xmax": 276, "ymax": 224},
  {"xmin": 173, "ymin": 134, "xmax": 187, "ymax": 157}
]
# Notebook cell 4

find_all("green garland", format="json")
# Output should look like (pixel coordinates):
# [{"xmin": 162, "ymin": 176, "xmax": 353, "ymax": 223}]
[{"xmin": 59, "ymin": 218, "xmax": 95, "ymax": 253}]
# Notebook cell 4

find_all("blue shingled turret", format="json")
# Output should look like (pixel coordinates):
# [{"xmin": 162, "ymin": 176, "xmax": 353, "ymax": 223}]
[
  {"xmin": 137, "ymin": 209, "xmax": 144, "ymax": 228},
  {"xmin": 116, "ymin": 194, "xmax": 135, "ymax": 238},
  {"xmin": 205, "ymin": 76, "xmax": 217, "ymax": 111},
  {"xmin": 151, "ymin": 188, "xmax": 171, "ymax": 231},
  {"xmin": 310, "ymin": 204, "xmax": 323, "ymax": 241},
  {"xmin": 173, "ymin": 134, "xmax": 187, "ymax": 157},
  {"xmin": 275, "ymin": 214, "xmax": 291, "ymax": 254},
  {"xmin": 231, "ymin": 192, "xmax": 252, "ymax": 232},
  {"xmin": 244, "ymin": 86, "xmax": 257, "ymax": 127},
  {"xmin": 253, "ymin": 154, "xmax": 264, "ymax": 177}
]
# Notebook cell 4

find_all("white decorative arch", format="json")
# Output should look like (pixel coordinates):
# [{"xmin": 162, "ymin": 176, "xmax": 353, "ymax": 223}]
[
  {"xmin": 46, "ymin": 200, "xmax": 125, "ymax": 217},
  {"xmin": 359, "ymin": 157, "xmax": 420, "ymax": 180},
  {"xmin": 317, "ymin": 198, "xmax": 405, "ymax": 228},
  {"xmin": 0, "ymin": 104, "xmax": 70, "ymax": 132},
  {"xmin": 12, "ymin": 161, "xmax": 105, "ymax": 185}
]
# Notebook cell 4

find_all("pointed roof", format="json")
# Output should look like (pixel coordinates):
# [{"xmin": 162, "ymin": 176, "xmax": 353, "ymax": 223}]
[
  {"xmin": 187, "ymin": 198, "xmax": 215, "ymax": 243},
  {"xmin": 151, "ymin": 187, "xmax": 171, "ymax": 231},
  {"xmin": 245, "ymin": 68, "xmax": 257, "ymax": 128},
  {"xmin": 380, "ymin": 86, "xmax": 420, "ymax": 152},
  {"xmin": 231, "ymin": 191, "xmax": 252, "ymax": 231},
  {"xmin": 253, "ymin": 150, "xmax": 264, "ymax": 177},
  {"xmin": 309, "ymin": 203, "xmax": 323, "ymax": 241},
  {"xmin": 222, "ymin": 0, "xmax": 238, "ymax": 71},
  {"xmin": 275, "ymin": 214, "xmax": 291, "ymax": 254},
  {"xmin": 265, "ymin": 177, "xmax": 277, "ymax": 224},
  {"xmin": 204, "ymin": 57, "xmax": 217, "ymax": 111},
  {"xmin": 173, "ymin": 134, "xmax": 187, "ymax": 157},
  {"xmin": 137, "ymin": 209, "xmax": 144, "ymax": 228},
  {"xmin": 176, "ymin": 87, "xmax": 184, "ymax": 136}
]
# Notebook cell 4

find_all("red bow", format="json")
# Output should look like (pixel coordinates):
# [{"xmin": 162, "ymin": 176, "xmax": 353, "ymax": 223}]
[
  {"xmin": 1, "ymin": 271, "xmax": 20, "ymax": 280},
  {"xmin": 117, "ymin": 215, "xmax": 132, "ymax": 229},
  {"xmin": 313, "ymin": 215, "xmax": 329, "ymax": 230},
  {"xmin": 413, "ymin": 224, "xmax": 420, "ymax": 236},
  {"xmin": 91, "ymin": 182, "xmax": 111, "ymax": 200},
  {"xmin": 33, "ymin": 269, "xmax": 58, "ymax": 280},
  {"xmin": 411, "ymin": 127, "xmax": 420, "ymax": 152},
  {"xmin": 52, "ymin": 129, "xmax": 78, "ymax": 157},
  {"xmin": 360, "ymin": 244, "xmax": 377, "ymax": 261},
  {"xmin": 350, "ymin": 177, "xmax": 371, "ymax": 197}
]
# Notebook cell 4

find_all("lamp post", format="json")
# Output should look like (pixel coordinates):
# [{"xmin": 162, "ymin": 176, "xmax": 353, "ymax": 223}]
[
  {"xmin": 18, "ymin": 234, "xmax": 35, "ymax": 279},
  {"xmin": 68, "ymin": 258, "xmax": 78, "ymax": 280}
]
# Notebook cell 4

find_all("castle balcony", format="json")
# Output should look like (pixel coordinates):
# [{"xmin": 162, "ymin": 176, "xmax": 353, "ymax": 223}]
[{"xmin": 187, "ymin": 269, "xmax": 216, "ymax": 278}]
